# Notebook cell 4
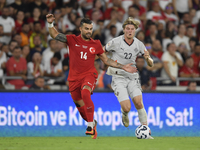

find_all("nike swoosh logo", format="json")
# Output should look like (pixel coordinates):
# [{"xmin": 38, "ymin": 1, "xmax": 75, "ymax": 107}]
[
  {"xmin": 120, "ymin": 48, "xmax": 124, "ymax": 50},
  {"xmin": 87, "ymin": 106, "xmax": 92, "ymax": 109},
  {"xmin": 88, "ymin": 82, "xmax": 92, "ymax": 85},
  {"xmin": 75, "ymin": 44, "xmax": 80, "ymax": 47}
]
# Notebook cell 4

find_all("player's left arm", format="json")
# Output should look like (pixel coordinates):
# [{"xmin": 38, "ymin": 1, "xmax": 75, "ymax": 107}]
[
  {"xmin": 143, "ymin": 49, "xmax": 154, "ymax": 67},
  {"xmin": 98, "ymin": 52, "xmax": 137, "ymax": 73}
]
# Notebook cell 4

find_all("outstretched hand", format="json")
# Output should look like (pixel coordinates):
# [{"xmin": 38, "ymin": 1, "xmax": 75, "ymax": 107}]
[
  {"xmin": 46, "ymin": 14, "xmax": 55, "ymax": 23},
  {"xmin": 122, "ymin": 63, "xmax": 137, "ymax": 73}
]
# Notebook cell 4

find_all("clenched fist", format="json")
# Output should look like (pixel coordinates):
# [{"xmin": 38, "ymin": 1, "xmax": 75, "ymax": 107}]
[{"xmin": 46, "ymin": 14, "xmax": 55, "ymax": 24}]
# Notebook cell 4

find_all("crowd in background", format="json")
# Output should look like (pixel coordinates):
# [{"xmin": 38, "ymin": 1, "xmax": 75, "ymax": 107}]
[{"xmin": 0, "ymin": 0, "xmax": 199, "ymax": 91}]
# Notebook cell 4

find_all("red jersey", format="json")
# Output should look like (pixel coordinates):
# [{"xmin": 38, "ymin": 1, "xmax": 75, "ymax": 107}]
[
  {"xmin": 6, "ymin": 57, "xmax": 27, "ymax": 89},
  {"xmin": 66, "ymin": 35, "xmax": 104, "ymax": 81},
  {"xmin": 191, "ymin": 53, "xmax": 200, "ymax": 72},
  {"xmin": 179, "ymin": 65, "xmax": 199, "ymax": 86}
]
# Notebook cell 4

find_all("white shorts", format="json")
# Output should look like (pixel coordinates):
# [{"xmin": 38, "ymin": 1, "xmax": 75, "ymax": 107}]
[{"xmin": 111, "ymin": 76, "xmax": 142, "ymax": 103}]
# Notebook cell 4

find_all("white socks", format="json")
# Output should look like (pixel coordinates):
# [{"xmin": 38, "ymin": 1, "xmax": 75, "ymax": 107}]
[
  {"xmin": 137, "ymin": 108, "xmax": 148, "ymax": 125},
  {"xmin": 88, "ymin": 120, "xmax": 96, "ymax": 129}
]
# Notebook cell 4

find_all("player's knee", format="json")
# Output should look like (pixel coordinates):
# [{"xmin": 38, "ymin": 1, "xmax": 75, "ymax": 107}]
[
  {"xmin": 135, "ymin": 102, "xmax": 143, "ymax": 109},
  {"xmin": 123, "ymin": 105, "xmax": 131, "ymax": 113}
]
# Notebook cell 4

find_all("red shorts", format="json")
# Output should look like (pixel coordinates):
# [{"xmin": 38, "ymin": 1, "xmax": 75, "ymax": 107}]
[{"xmin": 69, "ymin": 75, "xmax": 97, "ymax": 100}]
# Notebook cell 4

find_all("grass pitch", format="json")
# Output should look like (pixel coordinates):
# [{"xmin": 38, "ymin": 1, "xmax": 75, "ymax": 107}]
[{"xmin": 0, "ymin": 137, "xmax": 199, "ymax": 150}]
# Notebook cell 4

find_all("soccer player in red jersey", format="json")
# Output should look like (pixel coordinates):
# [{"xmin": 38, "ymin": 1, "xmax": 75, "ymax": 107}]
[{"xmin": 46, "ymin": 14, "xmax": 137, "ymax": 139}]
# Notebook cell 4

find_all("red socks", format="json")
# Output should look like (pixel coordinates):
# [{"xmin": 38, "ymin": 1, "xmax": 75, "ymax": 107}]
[
  {"xmin": 77, "ymin": 105, "xmax": 88, "ymax": 122},
  {"xmin": 81, "ymin": 89, "xmax": 94, "ymax": 122}
]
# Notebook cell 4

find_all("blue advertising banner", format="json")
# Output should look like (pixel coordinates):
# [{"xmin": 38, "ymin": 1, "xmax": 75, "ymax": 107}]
[{"xmin": 0, "ymin": 92, "xmax": 199, "ymax": 137}]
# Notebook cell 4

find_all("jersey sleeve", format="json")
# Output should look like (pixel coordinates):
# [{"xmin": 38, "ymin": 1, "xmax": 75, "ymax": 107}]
[
  {"xmin": 96, "ymin": 40, "xmax": 104, "ymax": 55},
  {"xmin": 138, "ymin": 41, "xmax": 146, "ymax": 56},
  {"xmin": 66, "ymin": 34, "xmax": 73, "ymax": 46},
  {"xmin": 105, "ymin": 39, "xmax": 116, "ymax": 52}
]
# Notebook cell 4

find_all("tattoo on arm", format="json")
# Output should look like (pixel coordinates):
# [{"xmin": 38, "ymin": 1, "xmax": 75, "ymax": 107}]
[
  {"xmin": 106, "ymin": 58, "xmax": 123, "ymax": 69},
  {"xmin": 55, "ymin": 33, "xmax": 67, "ymax": 43}
]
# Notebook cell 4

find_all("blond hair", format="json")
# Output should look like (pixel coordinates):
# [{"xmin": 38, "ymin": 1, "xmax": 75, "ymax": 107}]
[{"xmin": 122, "ymin": 17, "xmax": 140, "ymax": 29}]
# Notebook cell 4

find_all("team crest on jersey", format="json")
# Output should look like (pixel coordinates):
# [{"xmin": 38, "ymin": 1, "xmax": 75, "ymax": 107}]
[
  {"xmin": 89, "ymin": 47, "xmax": 96, "ymax": 54},
  {"xmin": 134, "ymin": 48, "xmax": 139, "ymax": 53}
]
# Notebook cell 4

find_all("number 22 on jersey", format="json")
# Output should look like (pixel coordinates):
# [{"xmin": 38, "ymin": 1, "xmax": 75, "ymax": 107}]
[{"xmin": 80, "ymin": 52, "xmax": 87, "ymax": 60}]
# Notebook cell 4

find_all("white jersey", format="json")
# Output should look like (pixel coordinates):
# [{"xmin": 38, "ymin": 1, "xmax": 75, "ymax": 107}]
[{"xmin": 105, "ymin": 35, "xmax": 146, "ymax": 79}]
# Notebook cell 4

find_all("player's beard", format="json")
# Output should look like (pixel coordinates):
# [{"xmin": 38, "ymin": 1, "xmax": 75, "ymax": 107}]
[{"xmin": 82, "ymin": 33, "xmax": 91, "ymax": 40}]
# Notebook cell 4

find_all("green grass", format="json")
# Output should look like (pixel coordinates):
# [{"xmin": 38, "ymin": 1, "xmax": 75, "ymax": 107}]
[{"xmin": 0, "ymin": 137, "xmax": 199, "ymax": 150}]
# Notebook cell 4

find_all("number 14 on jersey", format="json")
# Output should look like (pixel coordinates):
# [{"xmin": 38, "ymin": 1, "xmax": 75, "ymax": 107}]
[{"xmin": 80, "ymin": 52, "xmax": 87, "ymax": 60}]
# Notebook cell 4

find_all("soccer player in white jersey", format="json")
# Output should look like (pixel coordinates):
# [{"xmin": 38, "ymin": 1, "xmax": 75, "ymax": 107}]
[{"xmin": 105, "ymin": 17, "xmax": 154, "ymax": 139}]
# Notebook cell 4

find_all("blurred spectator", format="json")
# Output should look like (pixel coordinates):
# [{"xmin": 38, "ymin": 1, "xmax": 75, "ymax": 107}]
[
  {"xmin": 173, "ymin": 24, "xmax": 190, "ymax": 52},
  {"xmin": 92, "ymin": 20, "xmax": 106, "ymax": 45},
  {"xmin": 182, "ymin": 12, "xmax": 192, "ymax": 27},
  {"xmin": 179, "ymin": 56, "xmax": 199, "ymax": 86},
  {"xmin": 29, "ymin": 21, "xmax": 47, "ymax": 49},
  {"xmin": 151, "ymin": 40, "xmax": 163, "ymax": 60},
  {"xmin": 91, "ymin": 10, "xmax": 102, "ymax": 31},
  {"xmin": 13, "ymin": 34, "xmax": 22, "ymax": 47},
  {"xmin": 186, "ymin": 26, "xmax": 196, "ymax": 39},
  {"xmin": 104, "ymin": 0, "xmax": 125, "ymax": 20},
  {"xmin": 136, "ymin": 56, "xmax": 151, "ymax": 90},
  {"xmin": 146, "ymin": 1, "xmax": 164, "ymax": 23},
  {"xmin": 191, "ymin": 43, "xmax": 200, "ymax": 73},
  {"xmin": 80, "ymin": 0, "xmax": 94, "ymax": 15},
  {"xmin": 145, "ymin": 22, "xmax": 162, "ymax": 44},
  {"xmin": 20, "ymin": 23, "xmax": 30, "ymax": 47},
  {"xmin": 9, "ymin": 0, "xmax": 26, "ymax": 13},
  {"xmin": 57, "ymin": 41, "xmax": 68, "ymax": 61},
  {"xmin": 0, "ymin": 49, "xmax": 6, "ymax": 77},
  {"xmin": 189, "ymin": 37, "xmax": 198, "ymax": 53},
  {"xmin": 14, "ymin": 10, "xmax": 25, "ymax": 34},
  {"xmin": 0, "ymin": 6, "xmax": 15, "ymax": 44},
  {"xmin": 42, "ymin": 39, "xmax": 57, "ymax": 66},
  {"xmin": 0, "ymin": 24, "xmax": 7, "ymax": 44},
  {"xmin": 28, "ymin": 52, "xmax": 44, "ymax": 78},
  {"xmin": 163, "ymin": 3, "xmax": 179, "ymax": 25},
  {"xmin": 135, "ymin": 30, "xmax": 145, "ymax": 43},
  {"xmin": 159, "ymin": 0, "xmax": 172, "ymax": 11},
  {"xmin": 186, "ymin": 81, "xmax": 197, "ymax": 91},
  {"xmin": 145, "ymin": 43, "xmax": 163, "ymax": 77},
  {"xmin": 162, "ymin": 31, "xmax": 173, "ymax": 52},
  {"xmin": 30, "ymin": 35, "xmax": 46, "ymax": 59},
  {"xmin": 104, "ymin": 9, "xmax": 122, "ymax": 37},
  {"xmin": 192, "ymin": 0, "xmax": 200, "ymax": 11},
  {"xmin": 21, "ymin": 45, "xmax": 31, "ymax": 62},
  {"xmin": 27, "ymin": 0, "xmax": 48, "ymax": 19},
  {"xmin": 165, "ymin": 21, "xmax": 177, "ymax": 39},
  {"xmin": 30, "ymin": 76, "xmax": 49, "ymax": 90},
  {"xmin": 6, "ymin": 46, "xmax": 27, "ymax": 89},
  {"xmin": 28, "ymin": 7, "xmax": 45, "ymax": 31},
  {"xmin": 174, "ymin": 0, "xmax": 192, "ymax": 19},
  {"xmin": 161, "ymin": 43, "xmax": 183, "ymax": 85},
  {"xmin": 44, "ymin": 52, "xmax": 63, "ymax": 77},
  {"xmin": 85, "ymin": 0, "xmax": 104, "ymax": 20},
  {"xmin": 1, "ymin": 44, "xmax": 9, "ymax": 59},
  {"xmin": 7, "ymin": 40, "xmax": 18, "ymax": 58},
  {"xmin": 177, "ymin": 42, "xmax": 189, "ymax": 62},
  {"xmin": 105, "ymin": 25, "xmax": 117, "ymax": 44},
  {"xmin": 189, "ymin": 8, "xmax": 198, "ymax": 26},
  {"xmin": 0, "ymin": 0, "xmax": 6, "ymax": 15},
  {"xmin": 117, "ymin": 10, "xmax": 125, "ymax": 23},
  {"xmin": 62, "ymin": 10, "xmax": 77, "ymax": 33},
  {"xmin": 133, "ymin": 0, "xmax": 146, "ymax": 22}
]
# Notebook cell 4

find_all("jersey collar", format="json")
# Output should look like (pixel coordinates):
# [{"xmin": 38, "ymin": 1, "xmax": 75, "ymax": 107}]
[{"xmin": 123, "ymin": 35, "xmax": 134, "ymax": 46}]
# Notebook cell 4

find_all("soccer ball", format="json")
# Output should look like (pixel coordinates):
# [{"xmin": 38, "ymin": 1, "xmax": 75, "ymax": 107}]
[{"xmin": 135, "ymin": 125, "xmax": 150, "ymax": 139}]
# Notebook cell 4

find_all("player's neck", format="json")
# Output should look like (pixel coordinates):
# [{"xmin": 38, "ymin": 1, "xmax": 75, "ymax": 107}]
[{"xmin": 124, "ymin": 37, "xmax": 134, "ymax": 45}]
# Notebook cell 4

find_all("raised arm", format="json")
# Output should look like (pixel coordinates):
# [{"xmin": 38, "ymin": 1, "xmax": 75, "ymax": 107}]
[{"xmin": 46, "ymin": 14, "xmax": 67, "ymax": 43}]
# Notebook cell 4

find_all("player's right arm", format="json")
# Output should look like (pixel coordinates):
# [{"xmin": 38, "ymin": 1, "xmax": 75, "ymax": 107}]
[{"xmin": 46, "ymin": 14, "xmax": 67, "ymax": 43}]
